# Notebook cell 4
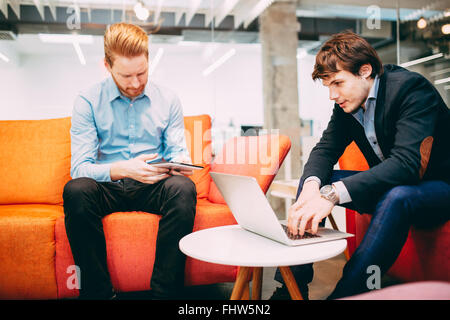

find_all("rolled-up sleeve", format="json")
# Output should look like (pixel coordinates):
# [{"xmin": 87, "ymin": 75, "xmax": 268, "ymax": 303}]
[{"xmin": 70, "ymin": 95, "xmax": 112, "ymax": 182}]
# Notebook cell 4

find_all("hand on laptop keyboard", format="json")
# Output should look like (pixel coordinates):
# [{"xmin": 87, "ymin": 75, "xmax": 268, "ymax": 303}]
[{"xmin": 282, "ymin": 225, "xmax": 321, "ymax": 240}]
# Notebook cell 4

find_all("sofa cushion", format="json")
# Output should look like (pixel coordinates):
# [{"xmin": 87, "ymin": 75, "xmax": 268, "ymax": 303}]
[
  {"xmin": 355, "ymin": 217, "xmax": 450, "ymax": 282},
  {"xmin": 339, "ymin": 141, "xmax": 450, "ymax": 282},
  {"xmin": 0, "ymin": 204, "xmax": 63, "ymax": 299},
  {"xmin": 192, "ymin": 198, "xmax": 237, "ymax": 231},
  {"xmin": 55, "ymin": 200, "xmax": 238, "ymax": 298},
  {"xmin": 389, "ymin": 225, "xmax": 450, "ymax": 281},
  {"xmin": 209, "ymin": 134, "xmax": 291, "ymax": 204},
  {"xmin": 0, "ymin": 117, "xmax": 71, "ymax": 205},
  {"xmin": 55, "ymin": 211, "xmax": 161, "ymax": 298},
  {"xmin": 184, "ymin": 115, "xmax": 212, "ymax": 199},
  {"xmin": 185, "ymin": 198, "xmax": 238, "ymax": 286}
]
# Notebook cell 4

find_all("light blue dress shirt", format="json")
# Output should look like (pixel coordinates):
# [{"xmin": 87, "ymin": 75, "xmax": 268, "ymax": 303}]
[
  {"xmin": 70, "ymin": 76, "xmax": 189, "ymax": 182},
  {"xmin": 306, "ymin": 76, "xmax": 383, "ymax": 204},
  {"xmin": 349, "ymin": 75, "xmax": 384, "ymax": 161}
]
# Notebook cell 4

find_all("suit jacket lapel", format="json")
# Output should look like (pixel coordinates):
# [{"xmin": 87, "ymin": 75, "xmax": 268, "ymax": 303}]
[{"xmin": 374, "ymin": 67, "xmax": 388, "ymax": 159}]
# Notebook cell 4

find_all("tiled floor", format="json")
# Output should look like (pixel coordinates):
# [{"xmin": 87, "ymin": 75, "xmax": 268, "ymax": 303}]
[
  {"xmin": 120, "ymin": 252, "xmax": 357, "ymax": 300},
  {"xmin": 119, "ymin": 251, "xmax": 402, "ymax": 300}
]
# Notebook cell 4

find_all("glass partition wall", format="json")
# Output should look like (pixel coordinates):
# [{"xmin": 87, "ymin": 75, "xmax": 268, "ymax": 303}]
[{"xmin": 295, "ymin": 0, "xmax": 449, "ymax": 136}]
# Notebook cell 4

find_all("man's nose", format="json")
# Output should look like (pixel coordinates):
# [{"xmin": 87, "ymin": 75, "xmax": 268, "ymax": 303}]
[
  {"xmin": 131, "ymin": 76, "xmax": 140, "ymax": 88},
  {"xmin": 329, "ymin": 88, "xmax": 338, "ymax": 101}
]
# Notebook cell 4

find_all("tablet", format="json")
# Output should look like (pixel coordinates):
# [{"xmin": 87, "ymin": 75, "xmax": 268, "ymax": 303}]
[{"xmin": 146, "ymin": 161, "xmax": 204, "ymax": 171}]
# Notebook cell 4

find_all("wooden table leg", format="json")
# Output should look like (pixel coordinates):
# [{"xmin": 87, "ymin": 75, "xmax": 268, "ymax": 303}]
[
  {"xmin": 230, "ymin": 267, "xmax": 251, "ymax": 300},
  {"xmin": 251, "ymin": 267, "xmax": 263, "ymax": 300},
  {"xmin": 279, "ymin": 266, "xmax": 303, "ymax": 300},
  {"xmin": 328, "ymin": 213, "xmax": 339, "ymax": 231},
  {"xmin": 344, "ymin": 247, "xmax": 350, "ymax": 261},
  {"xmin": 242, "ymin": 283, "xmax": 250, "ymax": 300}
]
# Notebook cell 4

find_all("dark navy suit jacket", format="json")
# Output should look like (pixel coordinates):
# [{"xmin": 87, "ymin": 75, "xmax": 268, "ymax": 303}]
[{"xmin": 302, "ymin": 64, "xmax": 450, "ymax": 213}]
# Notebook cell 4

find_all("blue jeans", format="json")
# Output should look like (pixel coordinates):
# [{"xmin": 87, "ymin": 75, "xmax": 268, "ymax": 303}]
[{"xmin": 274, "ymin": 170, "xmax": 450, "ymax": 299}]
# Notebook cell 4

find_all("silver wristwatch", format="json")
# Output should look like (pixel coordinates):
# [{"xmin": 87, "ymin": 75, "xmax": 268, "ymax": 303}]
[{"xmin": 319, "ymin": 185, "xmax": 339, "ymax": 205}]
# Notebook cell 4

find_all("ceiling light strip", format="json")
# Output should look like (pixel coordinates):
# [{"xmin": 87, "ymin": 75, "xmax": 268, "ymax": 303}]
[
  {"xmin": 434, "ymin": 77, "xmax": 450, "ymax": 85},
  {"xmin": 0, "ymin": 51, "xmax": 10, "ymax": 63},
  {"xmin": 72, "ymin": 41, "xmax": 86, "ymax": 65},
  {"xmin": 400, "ymin": 53, "xmax": 443, "ymax": 68},
  {"xmin": 149, "ymin": 47, "xmax": 164, "ymax": 76},
  {"xmin": 202, "ymin": 48, "xmax": 236, "ymax": 77}
]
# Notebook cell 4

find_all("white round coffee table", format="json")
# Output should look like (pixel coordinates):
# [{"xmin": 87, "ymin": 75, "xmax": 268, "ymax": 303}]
[{"xmin": 179, "ymin": 225, "xmax": 347, "ymax": 300}]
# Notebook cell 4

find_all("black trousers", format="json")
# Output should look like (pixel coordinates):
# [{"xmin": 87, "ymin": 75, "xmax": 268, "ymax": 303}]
[{"xmin": 63, "ymin": 175, "xmax": 197, "ymax": 299}]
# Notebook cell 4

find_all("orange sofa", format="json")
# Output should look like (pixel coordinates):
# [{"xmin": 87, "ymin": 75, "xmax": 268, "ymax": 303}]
[
  {"xmin": 339, "ymin": 142, "xmax": 450, "ymax": 283},
  {"xmin": 0, "ymin": 115, "xmax": 291, "ymax": 299}
]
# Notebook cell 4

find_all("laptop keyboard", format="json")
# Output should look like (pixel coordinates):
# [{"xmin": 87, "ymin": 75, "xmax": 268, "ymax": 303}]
[{"xmin": 282, "ymin": 224, "xmax": 321, "ymax": 240}]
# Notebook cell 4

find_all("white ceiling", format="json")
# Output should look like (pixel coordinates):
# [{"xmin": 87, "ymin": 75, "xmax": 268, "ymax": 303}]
[
  {"xmin": 3, "ymin": 0, "xmax": 449, "ymax": 25},
  {"xmin": 1, "ymin": 0, "xmax": 277, "ymax": 29},
  {"xmin": 11, "ymin": 0, "xmax": 449, "ymax": 11}
]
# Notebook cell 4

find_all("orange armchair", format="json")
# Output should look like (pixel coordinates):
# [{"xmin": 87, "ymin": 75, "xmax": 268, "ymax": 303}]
[
  {"xmin": 339, "ymin": 142, "xmax": 450, "ymax": 282},
  {"xmin": 0, "ymin": 115, "xmax": 291, "ymax": 299}
]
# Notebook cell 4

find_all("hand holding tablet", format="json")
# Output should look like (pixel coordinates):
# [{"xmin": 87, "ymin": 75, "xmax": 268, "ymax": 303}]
[
  {"xmin": 147, "ymin": 161, "xmax": 204, "ymax": 171},
  {"xmin": 146, "ymin": 160, "xmax": 203, "ymax": 177}
]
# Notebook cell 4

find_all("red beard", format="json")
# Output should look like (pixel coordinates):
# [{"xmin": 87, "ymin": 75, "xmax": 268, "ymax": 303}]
[{"xmin": 111, "ymin": 73, "xmax": 146, "ymax": 99}]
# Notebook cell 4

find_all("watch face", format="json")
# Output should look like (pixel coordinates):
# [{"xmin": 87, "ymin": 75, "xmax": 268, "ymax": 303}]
[{"xmin": 320, "ymin": 185, "xmax": 333, "ymax": 195}]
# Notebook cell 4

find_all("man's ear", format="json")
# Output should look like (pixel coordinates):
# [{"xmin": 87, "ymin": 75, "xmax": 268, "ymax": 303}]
[
  {"xmin": 359, "ymin": 64, "xmax": 373, "ymax": 79},
  {"xmin": 104, "ymin": 58, "xmax": 112, "ymax": 72}
]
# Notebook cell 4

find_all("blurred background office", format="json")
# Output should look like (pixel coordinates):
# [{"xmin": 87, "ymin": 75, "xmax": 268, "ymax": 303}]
[{"xmin": 1, "ymin": 0, "xmax": 449, "ymax": 224}]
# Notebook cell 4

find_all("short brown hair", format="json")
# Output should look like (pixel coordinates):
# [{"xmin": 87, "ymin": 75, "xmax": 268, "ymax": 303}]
[
  {"xmin": 104, "ymin": 23, "xmax": 149, "ymax": 67},
  {"xmin": 312, "ymin": 31, "xmax": 383, "ymax": 81}
]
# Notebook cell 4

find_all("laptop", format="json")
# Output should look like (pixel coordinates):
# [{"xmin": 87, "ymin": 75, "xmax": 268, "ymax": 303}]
[{"xmin": 210, "ymin": 172, "xmax": 354, "ymax": 246}]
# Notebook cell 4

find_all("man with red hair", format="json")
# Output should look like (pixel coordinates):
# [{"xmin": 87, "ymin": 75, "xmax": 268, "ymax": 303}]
[{"xmin": 63, "ymin": 23, "xmax": 196, "ymax": 300}]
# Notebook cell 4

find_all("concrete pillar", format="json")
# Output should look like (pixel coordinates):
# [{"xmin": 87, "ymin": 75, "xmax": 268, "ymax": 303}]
[
  {"xmin": 260, "ymin": 0, "xmax": 301, "ymax": 217},
  {"xmin": 260, "ymin": 0, "xmax": 301, "ymax": 181}
]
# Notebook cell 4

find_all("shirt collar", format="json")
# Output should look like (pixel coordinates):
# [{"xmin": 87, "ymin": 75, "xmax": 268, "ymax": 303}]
[
  {"xmin": 365, "ymin": 75, "xmax": 380, "ymax": 104},
  {"xmin": 359, "ymin": 75, "xmax": 379, "ymax": 113},
  {"xmin": 107, "ymin": 76, "xmax": 121, "ymax": 102},
  {"xmin": 352, "ymin": 75, "xmax": 380, "ymax": 123}
]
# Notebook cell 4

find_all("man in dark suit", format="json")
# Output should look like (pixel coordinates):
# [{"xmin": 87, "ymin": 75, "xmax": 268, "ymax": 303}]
[{"xmin": 272, "ymin": 31, "xmax": 450, "ymax": 299}]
